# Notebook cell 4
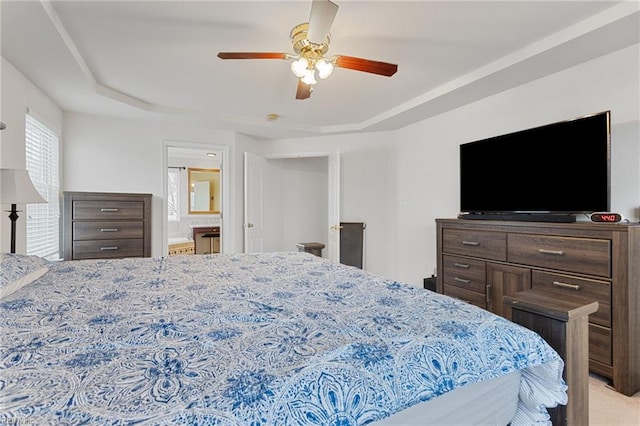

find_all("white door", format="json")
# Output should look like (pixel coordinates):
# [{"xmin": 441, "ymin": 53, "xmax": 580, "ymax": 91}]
[
  {"xmin": 244, "ymin": 152, "xmax": 265, "ymax": 253},
  {"xmin": 327, "ymin": 152, "xmax": 340, "ymax": 262}
]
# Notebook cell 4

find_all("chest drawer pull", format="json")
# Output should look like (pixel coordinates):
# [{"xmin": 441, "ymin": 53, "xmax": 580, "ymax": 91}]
[
  {"xmin": 453, "ymin": 263, "xmax": 470, "ymax": 269},
  {"xmin": 485, "ymin": 284, "xmax": 492, "ymax": 303},
  {"xmin": 454, "ymin": 277, "xmax": 470, "ymax": 284},
  {"xmin": 538, "ymin": 248, "xmax": 564, "ymax": 255},
  {"xmin": 100, "ymin": 228, "xmax": 119, "ymax": 232},
  {"xmin": 552, "ymin": 281, "xmax": 581, "ymax": 291},
  {"xmin": 100, "ymin": 208, "xmax": 119, "ymax": 212},
  {"xmin": 100, "ymin": 246, "xmax": 119, "ymax": 251},
  {"xmin": 461, "ymin": 240, "xmax": 480, "ymax": 246}
]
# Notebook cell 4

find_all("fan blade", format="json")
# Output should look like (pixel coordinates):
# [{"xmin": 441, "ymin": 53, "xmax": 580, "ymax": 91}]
[
  {"xmin": 296, "ymin": 80, "xmax": 312, "ymax": 100},
  {"xmin": 307, "ymin": 0, "xmax": 339, "ymax": 44},
  {"xmin": 334, "ymin": 55, "xmax": 398, "ymax": 77},
  {"xmin": 217, "ymin": 52, "xmax": 289, "ymax": 60}
]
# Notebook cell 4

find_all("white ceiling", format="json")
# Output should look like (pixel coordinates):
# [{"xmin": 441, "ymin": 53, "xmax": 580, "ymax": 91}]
[{"xmin": 2, "ymin": 1, "xmax": 638, "ymax": 141}]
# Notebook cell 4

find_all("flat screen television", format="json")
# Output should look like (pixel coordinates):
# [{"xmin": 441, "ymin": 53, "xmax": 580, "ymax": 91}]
[{"xmin": 459, "ymin": 111, "xmax": 610, "ymax": 221}]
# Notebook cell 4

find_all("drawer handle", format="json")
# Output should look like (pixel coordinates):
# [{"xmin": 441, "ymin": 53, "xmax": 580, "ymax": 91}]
[
  {"xmin": 453, "ymin": 263, "xmax": 470, "ymax": 269},
  {"xmin": 100, "ymin": 208, "xmax": 119, "ymax": 212},
  {"xmin": 461, "ymin": 240, "xmax": 480, "ymax": 246},
  {"xmin": 552, "ymin": 281, "xmax": 580, "ymax": 291},
  {"xmin": 485, "ymin": 284, "xmax": 492, "ymax": 303},
  {"xmin": 100, "ymin": 246, "xmax": 119, "ymax": 251},
  {"xmin": 538, "ymin": 248, "xmax": 564, "ymax": 256},
  {"xmin": 454, "ymin": 277, "xmax": 470, "ymax": 284},
  {"xmin": 100, "ymin": 228, "xmax": 119, "ymax": 232}
]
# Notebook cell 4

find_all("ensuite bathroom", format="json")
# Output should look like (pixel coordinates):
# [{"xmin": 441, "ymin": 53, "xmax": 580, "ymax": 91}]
[{"xmin": 166, "ymin": 147, "xmax": 222, "ymax": 255}]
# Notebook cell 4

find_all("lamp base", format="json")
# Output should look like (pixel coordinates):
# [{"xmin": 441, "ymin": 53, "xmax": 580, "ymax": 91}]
[{"xmin": 7, "ymin": 204, "xmax": 19, "ymax": 254}]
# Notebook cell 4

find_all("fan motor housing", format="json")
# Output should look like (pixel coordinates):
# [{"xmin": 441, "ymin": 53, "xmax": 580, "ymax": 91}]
[{"xmin": 291, "ymin": 23, "xmax": 330, "ymax": 57}]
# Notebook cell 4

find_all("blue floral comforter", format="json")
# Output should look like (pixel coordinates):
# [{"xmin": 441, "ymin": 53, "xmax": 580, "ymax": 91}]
[{"xmin": 0, "ymin": 252, "xmax": 566, "ymax": 425}]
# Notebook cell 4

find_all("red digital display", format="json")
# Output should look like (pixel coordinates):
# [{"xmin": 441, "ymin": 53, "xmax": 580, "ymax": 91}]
[{"xmin": 591, "ymin": 213, "xmax": 622, "ymax": 223}]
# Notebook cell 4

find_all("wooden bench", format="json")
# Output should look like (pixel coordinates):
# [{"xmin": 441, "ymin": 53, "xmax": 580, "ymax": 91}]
[{"xmin": 504, "ymin": 289, "xmax": 598, "ymax": 426}]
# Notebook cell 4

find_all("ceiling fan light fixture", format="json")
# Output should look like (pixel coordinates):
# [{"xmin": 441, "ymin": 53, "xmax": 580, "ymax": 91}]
[
  {"xmin": 217, "ymin": 1, "xmax": 397, "ymax": 100},
  {"xmin": 315, "ymin": 58, "xmax": 334, "ymax": 79},
  {"xmin": 290, "ymin": 57, "xmax": 309, "ymax": 77},
  {"xmin": 301, "ymin": 69, "xmax": 317, "ymax": 85}
]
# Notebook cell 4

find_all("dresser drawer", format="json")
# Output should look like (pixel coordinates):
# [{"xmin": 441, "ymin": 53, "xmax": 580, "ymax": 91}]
[
  {"xmin": 73, "ymin": 201, "xmax": 145, "ymax": 220},
  {"xmin": 443, "ymin": 284, "xmax": 486, "ymax": 310},
  {"xmin": 63, "ymin": 192, "xmax": 152, "ymax": 261},
  {"xmin": 442, "ymin": 229, "xmax": 506, "ymax": 261},
  {"xmin": 442, "ymin": 255, "xmax": 486, "ymax": 293},
  {"xmin": 589, "ymin": 323, "xmax": 612, "ymax": 366},
  {"xmin": 532, "ymin": 271, "xmax": 611, "ymax": 327},
  {"xmin": 72, "ymin": 239, "xmax": 144, "ymax": 260},
  {"xmin": 508, "ymin": 234, "xmax": 610, "ymax": 277},
  {"xmin": 73, "ymin": 221, "xmax": 144, "ymax": 241}
]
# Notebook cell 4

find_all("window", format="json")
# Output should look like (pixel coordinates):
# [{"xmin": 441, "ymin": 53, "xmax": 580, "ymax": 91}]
[
  {"xmin": 167, "ymin": 168, "xmax": 181, "ymax": 221},
  {"xmin": 25, "ymin": 114, "xmax": 60, "ymax": 260}
]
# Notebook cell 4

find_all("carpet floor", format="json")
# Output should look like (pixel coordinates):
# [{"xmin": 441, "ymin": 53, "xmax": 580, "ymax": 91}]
[{"xmin": 589, "ymin": 373, "xmax": 640, "ymax": 426}]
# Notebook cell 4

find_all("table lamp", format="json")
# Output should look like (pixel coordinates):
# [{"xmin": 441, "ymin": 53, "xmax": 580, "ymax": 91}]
[{"xmin": 0, "ymin": 168, "xmax": 47, "ymax": 253}]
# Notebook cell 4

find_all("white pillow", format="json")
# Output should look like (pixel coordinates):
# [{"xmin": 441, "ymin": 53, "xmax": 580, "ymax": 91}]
[{"xmin": 0, "ymin": 253, "xmax": 49, "ymax": 299}]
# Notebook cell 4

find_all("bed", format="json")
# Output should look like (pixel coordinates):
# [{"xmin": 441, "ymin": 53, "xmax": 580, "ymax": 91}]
[{"xmin": 0, "ymin": 252, "xmax": 566, "ymax": 425}]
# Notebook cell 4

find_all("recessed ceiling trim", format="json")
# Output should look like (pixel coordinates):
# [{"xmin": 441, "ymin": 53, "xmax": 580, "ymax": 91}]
[
  {"xmin": 40, "ymin": 0, "xmax": 96, "ymax": 86},
  {"xmin": 39, "ymin": 0, "xmax": 638, "ymax": 138},
  {"xmin": 40, "ymin": 0, "xmax": 158, "ymax": 111},
  {"xmin": 320, "ymin": 1, "xmax": 640, "ymax": 135}
]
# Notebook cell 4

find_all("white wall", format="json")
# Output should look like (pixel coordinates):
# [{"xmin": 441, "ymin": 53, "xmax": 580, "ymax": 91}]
[
  {"xmin": 393, "ymin": 43, "xmax": 640, "ymax": 286},
  {"xmin": 262, "ymin": 133, "xmax": 398, "ymax": 279},
  {"xmin": 62, "ymin": 112, "xmax": 250, "ymax": 255},
  {"xmin": 341, "ymin": 146, "xmax": 397, "ymax": 273},
  {"xmin": 261, "ymin": 43, "xmax": 640, "ymax": 287},
  {"xmin": 0, "ymin": 58, "xmax": 63, "ymax": 253},
  {"xmin": 264, "ymin": 157, "xmax": 328, "ymax": 254},
  {"xmin": 3, "ymin": 42, "xmax": 638, "ymax": 288}
]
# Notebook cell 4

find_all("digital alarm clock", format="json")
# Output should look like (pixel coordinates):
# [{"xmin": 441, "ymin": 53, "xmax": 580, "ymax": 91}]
[{"xmin": 590, "ymin": 212, "xmax": 623, "ymax": 223}]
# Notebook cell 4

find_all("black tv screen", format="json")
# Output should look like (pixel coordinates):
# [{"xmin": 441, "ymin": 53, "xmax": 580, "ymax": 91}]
[{"xmin": 460, "ymin": 111, "xmax": 610, "ymax": 215}]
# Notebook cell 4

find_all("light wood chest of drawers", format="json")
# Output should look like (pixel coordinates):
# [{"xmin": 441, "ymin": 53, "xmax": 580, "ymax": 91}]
[
  {"xmin": 436, "ymin": 218, "xmax": 640, "ymax": 396},
  {"xmin": 168, "ymin": 241, "xmax": 195, "ymax": 255},
  {"xmin": 63, "ymin": 192, "xmax": 152, "ymax": 260}
]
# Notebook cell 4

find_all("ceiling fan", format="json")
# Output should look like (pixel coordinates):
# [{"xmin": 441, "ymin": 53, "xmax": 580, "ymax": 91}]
[{"xmin": 217, "ymin": 0, "xmax": 398, "ymax": 100}]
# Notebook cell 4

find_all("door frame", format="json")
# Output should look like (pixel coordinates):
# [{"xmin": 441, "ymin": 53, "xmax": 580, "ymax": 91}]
[
  {"xmin": 162, "ymin": 140, "xmax": 230, "ymax": 256},
  {"xmin": 261, "ymin": 151, "xmax": 340, "ymax": 261}
]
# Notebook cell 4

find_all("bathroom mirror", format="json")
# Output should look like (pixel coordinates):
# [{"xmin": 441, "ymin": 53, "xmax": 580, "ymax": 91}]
[{"xmin": 188, "ymin": 168, "xmax": 221, "ymax": 214}]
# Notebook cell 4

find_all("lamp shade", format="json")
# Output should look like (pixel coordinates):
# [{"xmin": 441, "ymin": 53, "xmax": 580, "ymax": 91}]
[{"xmin": 0, "ymin": 168, "xmax": 47, "ymax": 205}]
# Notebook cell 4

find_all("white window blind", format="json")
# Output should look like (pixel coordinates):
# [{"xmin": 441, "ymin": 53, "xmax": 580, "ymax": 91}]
[
  {"xmin": 26, "ymin": 114, "xmax": 60, "ymax": 260},
  {"xmin": 167, "ymin": 168, "xmax": 181, "ymax": 221}
]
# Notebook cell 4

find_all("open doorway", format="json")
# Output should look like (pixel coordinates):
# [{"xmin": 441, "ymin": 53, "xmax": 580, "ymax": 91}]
[
  {"xmin": 264, "ymin": 156, "xmax": 328, "ymax": 254},
  {"xmin": 163, "ymin": 142, "xmax": 229, "ymax": 256},
  {"xmin": 244, "ymin": 151, "xmax": 340, "ymax": 261}
]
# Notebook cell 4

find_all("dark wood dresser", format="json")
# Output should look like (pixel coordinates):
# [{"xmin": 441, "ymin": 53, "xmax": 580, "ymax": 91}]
[
  {"xmin": 63, "ymin": 192, "xmax": 152, "ymax": 260},
  {"xmin": 436, "ymin": 218, "xmax": 640, "ymax": 396}
]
